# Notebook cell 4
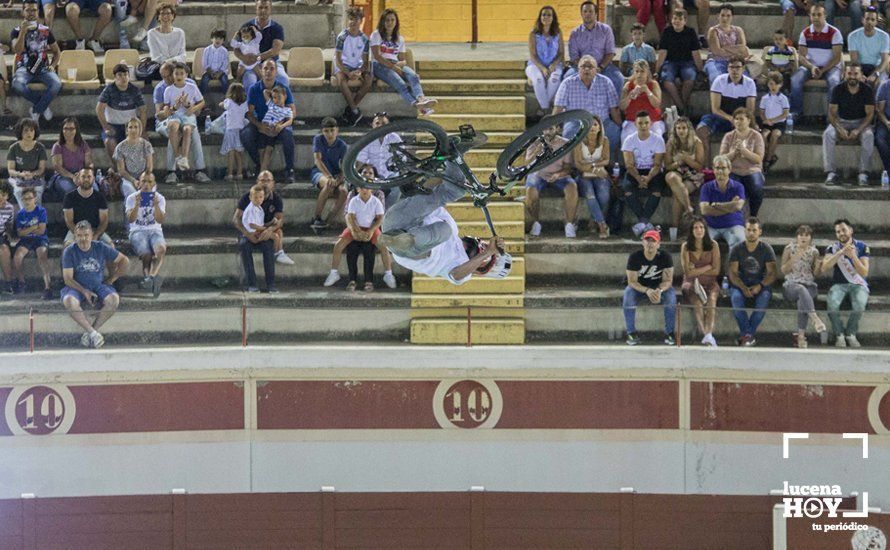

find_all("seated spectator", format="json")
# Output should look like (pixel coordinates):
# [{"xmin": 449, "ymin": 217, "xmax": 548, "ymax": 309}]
[
  {"xmin": 629, "ymin": 0, "xmax": 666, "ymax": 35},
  {"xmin": 259, "ymin": 85, "xmax": 294, "ymax": 172},
  {"xmin": 152, "ymin": 61, "xmax": 212, "ymax": 184},
  {"xmin": 664, "ymin": 116, "xmax": 705, "ymax": 238},
  {"xmin": 696, "ymin": 57, "xmax": 756, "ymax": 165},
  {"xmin": 61, "ymin": 220, "xmax": 129, "ymax": 349},
  {"xmin": 703, "ymin": 4, "xmax": 749, "ymax": 86},
  {"xmin": 620, "ymin": 24, "xmax": 656, "ymax": 77},
  {"xmin": 11, "ymin": 188, "xmax": 52, "ymax": 299},
  {"xmin": 681, "ymin": 216, "xmax": 721, "ymax": 346},
  {"xmin": 823, "ymin": 63, "xmax": 875, "ymax": 186},
  {"xmin": 824, "ymin": 0, "xmax": 864, "ymax": 33},
  {"xmin": 656, "ymin": 9, "xmax": 703, "ymax": 116},
  {"xmin": 231, "ymin": 24, "xmax": 265, "ymax": 89},
  {"xmin": 65, "ymin": 0, "xmax": 112, "ymax": 53},
  {"xmin": 667, "ymin": 0, "xmax": 710, "ymax": 43},
  {"xmin": 242, "ymin": 60, "xmax": 297, "ymax": 183},
  {"xmin": 553, "ymin": 55, "xmax": 622, "ymax": 166},
  {"xmin": 128, "ymin": 0, "xmax": 162, "ymax": 45},
  {"xmin": 822, "ymin": 218, "xmax": 870, "ymax": 348},
  {"xmin": 10, "ymin": 1, "xmax": 62, "ymax": 123},
  {"xmin": 372, "ymin": 9, "xmax": 437, "ymax": 117},
  {"xmin": 565, "ymin": 1, "xmax": 624, "ymax": 96},
  {"xmin": 758, "ymin": 72, "xmax": 790, "ymax": 174},
  {"xmin": 759, "ymin": 30, "xmax": 797, "ymax": 90},
  {"xmin": 310, "ymin": 117, "xmax": 349, "ymax": 229},
  {"xmin": 621, "ymin": 111, "xmax": 666, "ymax": 237},
  {"xmin": 572, "ymin": 114, "xmax": 612, "ymax": 239},
  {"xmin": 335, "ymin": 6, "xmax": 372, "ymax": 126},
  {"xmin": 125, "ymin": 172, "xmax": 166, "ymax": 297},
  {"xmin": 526, "ymin": 6, "xmax": 565, "ymax": 117},
  {"xmin": 0, "ymin": 181, "xmax": 14, "ymax": 294},
  {"xmin": 620, "ymin": 60, "xmax": 665, "ymax": 144},
  {"xmin": 356, "ymin": 112, "xmax": 403, "ymax": 209},
  {"xmin": 524, "ymin": 127, "xmax": 578, "ymax": 238},
  {"xmin": 623, "ymin": 229, "xmax": 677, "ymax": 346},
  {"xmin": 200, "ymin": 28, "xmax": 231, "ymax": 96},
  {"xmin": 162, "ymin": 61, "xmax": 204, "ymax": 175},
  {"xmin": 237, "ymin": 184, "xmax": 277, "ymax": 293},
  {"xmin": 233, "ymin": 170, "xmax": 294, "ymax": 266},
  {"xmin": 848, "ymin": 8, "xmax": 889, "ymax": 92},
  {"xmin": 63, "ymin": 168, "xmax": 112, "ymax": 247},
  {"xmin": 114, "ymin": 118, "xmax": 153, "ymax": 199},
  {"xmin": 147, "ymin": 2, "xmax": 185, "ymax": 64},
  {"xmin": 345, "ymin": 185, "xmax": 385, "ymax": 292},
  {"xmin": 781, "ymin": 224, "xmax": 827, "ymax": 348},
  {"xmin": 877, "ymin": 79, "xmax": 890, "ymax": 175},
  {"xmin": 700, "ymin": 155, "xmax": 746, "ymax": 247},
  {"xmin": 49, "ymin": 118, "xmax": 94, "ymax": 201},
  {"xmin": 235, "ymin": 0, "xmax": 289, "ymax": 89},
  {"xmin": 221, "ymin": 83, "xmax": 249, "ymax": 181},
  {"xmin": 0, "ymin": 47, "xmax": 9, "ymax": 115},
  {"xmin": 790, "ymin": 4, "xmax": 843, "ymax": 120},
  {"xmin": 727, "ymin": 217, "xmax": 776, "ymax": 347},
  {"xmin": 719, "ymin": 108, "xmax": 765, "ymax": 216},
  {"xmin": 7, "ymin": 119, "xmax": 47, "ymax": 208},
  {"xmin": 97, "ymin": 63, "xmax": 147, "ymax": 165}
]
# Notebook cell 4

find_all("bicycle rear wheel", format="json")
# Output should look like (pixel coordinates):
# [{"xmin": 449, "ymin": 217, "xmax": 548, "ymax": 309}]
[
  {"xmin": 495, "ymin": 109, "xmax": 593, "ymax": 182},
  {"xmin": 342, "ymin": 118, "xmax": 453, "ymax": 191}
]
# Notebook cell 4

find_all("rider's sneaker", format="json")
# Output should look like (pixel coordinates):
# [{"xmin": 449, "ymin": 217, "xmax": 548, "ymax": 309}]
[
  {"xmin": 564, "ymin": 222, "xmax": 577, "ymax": 238},
  {"xmin": 529, "ymin": 221, "xmax": 542, "ymax": 237}
]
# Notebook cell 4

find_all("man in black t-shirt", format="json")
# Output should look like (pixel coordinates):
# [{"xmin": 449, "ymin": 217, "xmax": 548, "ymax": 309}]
[
  {"xmin": 727, "ymin": 217, "xmax": 777, "ymax": 346},
  {"xmin": 822, "ymin": 63, "xmax": 875, "ymax": 186},
  {"xmin": 233, "ymin": 170, "xmax": 294, "ymax": 265},
  {"xmin": 623, "ymin": 229, "xmax": 677, "ymax": 345},
  {"xmin": 62, "ymin": 168, "xmax": 112, "ymax": 247},
  {"xmin": 655, "ymin": 10, "xmax": 703, "ymax": 114}
]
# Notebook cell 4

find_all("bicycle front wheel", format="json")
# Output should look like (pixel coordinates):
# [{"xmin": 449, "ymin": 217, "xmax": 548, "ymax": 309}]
[{"xmin": 495, "ymin": 109, "xmax": 593, "ymax": 182}]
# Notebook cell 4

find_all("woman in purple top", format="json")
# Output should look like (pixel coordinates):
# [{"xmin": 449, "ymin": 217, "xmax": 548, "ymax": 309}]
[{"xmin": 49, "ymin": 117, "xmax": 94, "ymax": 200}]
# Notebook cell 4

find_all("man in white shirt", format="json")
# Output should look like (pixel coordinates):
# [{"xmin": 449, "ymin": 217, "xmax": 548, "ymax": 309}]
[
  {"xmin": 622, "ymin": 111, "xmax": 666, "ymax": 237},
  {"xmin": 356, "ymin": 112, "xmax": 403, "ymax": 208},
  {"xmin": 124, "ymin": 171, "xmax": 166, "ymax": 297}
]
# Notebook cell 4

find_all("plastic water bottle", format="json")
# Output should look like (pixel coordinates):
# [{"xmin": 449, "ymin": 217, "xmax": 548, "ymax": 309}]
[
  {"xmin": 882, "ymin": 170, "xmax": 889, "ymax": 190},
  {"xmin": 786, "ymin": 115, "xmax": 794, "ymax": 135},
  {"xmin": 204, "ymin": 115, "xmax": 212, "ymax": 135},
  {"xmin": 612, "ymin": 162, "xmax": 620, "ymax": 182}
]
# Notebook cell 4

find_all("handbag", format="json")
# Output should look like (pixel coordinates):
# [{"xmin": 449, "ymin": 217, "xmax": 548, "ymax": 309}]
[{"xmin": 135, "ymin": 57, "xmax": 161, "ymax": 81}]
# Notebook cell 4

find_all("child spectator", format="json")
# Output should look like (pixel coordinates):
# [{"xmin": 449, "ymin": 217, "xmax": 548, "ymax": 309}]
[
  {"xmin": 681, "ymin": 217, "xmax": 721, "ymax": 346},
  {"xmin": 572, "ymin": 114, "xmax": 612, "ymax": 239},
  {"xmin": 664, "ymin": 116, "xmax": 705, "ymax": 239},
  {"xmin": 334, "ymin": 6, "xmax": 372, "ymax": 126},
  {"xmin": 259, "ymin": 85, "xmax": 294, "ymax": 172},
  {"xmin": 231, "ymin": 24, "xmax": 263, "ymax": 88},
  {"xmin": 220, "ymin": 82, "xmax": 248, "ymax": 181},
  {"xmin": 759, "ymin": 30, "xmax": 797, "ymax": 90},
  {"xmin": 12, "ymin": 188, "xmax": 52, "ymax": 299},
  {"xmin": 343, "ymin": 185, "xmax": 385, "ymax": 291},
  {"xmin": 526, "ymin": 5, "xmax": 565, "ymax": 117},
  {"xmin": 620, "ymin": 23, "xmax": 657, "ymax": 77},
  {"xmin": 6, "ymin": 118, "xmax": 47, "ymax": 208},
  {"xmin": 656, "ymin": 9, "xmax": 703, "ymax": 116},
  {"xmin": 162, "ymin": 62, "xmax": 205, "ymax": 173},
  {"xmin": 759, "ymin": 72, "xmax": 790, "ymax": 173},
  {"xmin": 0, "ymin": 181, "xmax": 16, "ymax": 294},
  {"xmin": 96, "ymin": 63, "xmax": 147, "ymax": 167},
  {"xmin": 125, "ymin": 172, "xmax": 167, "ymax": 297},
  {"xmin": 238, "ymin": 184, "xmax": 277, "ymax": 293},
  {"xmin": 310, "ymin": 117, "xmax": 349, "ymax": 229},
  {"xmin": 200, "ymin": 28, "xmax": 230, "ymax": 95},
  {"xmin": 113, "ymin": 118, "xmax": 154, "ymax": 199}
]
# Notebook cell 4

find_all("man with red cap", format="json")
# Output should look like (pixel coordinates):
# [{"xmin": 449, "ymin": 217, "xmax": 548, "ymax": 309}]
[{"xmin": 623, "ymin": 228, "xmax": 677, "ymax": 345}]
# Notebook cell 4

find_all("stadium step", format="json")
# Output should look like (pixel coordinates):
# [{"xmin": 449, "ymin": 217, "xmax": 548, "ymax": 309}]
[
  {"xmin": 421, "ymin": 113, "xmax": 526, "ymax": 132},
  {"xmin": 421, "ymin": 79, "xmax": 527, "ymax": 95},
  {"xmin": 432, "ymin": 96, "xmax": 527, "ymax": 115},
  {"xmin": 410, "ymin": 318, "xmax": 525, "ymax": 345},
  {"xmin": 447, "ymin": 201, "xmax": 524, "ymax": 222},
  {"xmin": 412, "ymin": 275, "xmax": 526, "ymax": 295}
]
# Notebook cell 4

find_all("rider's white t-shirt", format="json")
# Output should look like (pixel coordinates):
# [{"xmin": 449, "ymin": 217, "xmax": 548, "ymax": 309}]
[{"xmin": 391, "ymin": 207, "xmax": 471, "ymax": 285}]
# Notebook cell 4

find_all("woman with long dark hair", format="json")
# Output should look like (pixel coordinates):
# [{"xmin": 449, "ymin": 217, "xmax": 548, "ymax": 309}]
[
  {"xmin": 680, "ymin": 216, "xmax": 721, "ymax": 346},
  {"xmin": 526, "ymin": 5, "xmax": 564, "ymax": 117},
  {"xmin": 49, "ymin": 117, "xmax": 94, "ymax": 200},
  {"xmin": 370, "ymin": 9, "xmax": 436, "ymax": 115}
]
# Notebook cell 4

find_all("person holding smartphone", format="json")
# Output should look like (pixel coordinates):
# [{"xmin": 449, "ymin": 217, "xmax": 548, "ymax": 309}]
[{"xmin": 124, "ymin": 171, "xmax": 166, "ymax": 297}]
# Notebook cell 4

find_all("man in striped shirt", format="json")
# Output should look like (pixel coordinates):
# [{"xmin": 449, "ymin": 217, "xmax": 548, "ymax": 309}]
[{"xmin": 790, "ymin": 3, "xmax": 843, "ymax": 117}]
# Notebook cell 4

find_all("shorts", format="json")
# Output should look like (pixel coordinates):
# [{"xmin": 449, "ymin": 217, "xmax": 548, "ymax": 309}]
[
  {"xmin": 660, "ymin": 60, "xmax": 697, "ymax": 83},
  {"xmin": 525, "ymin": 174, "xmax": 577, "ymax": 192},
  {"xmin": 64, "ymin": 231, "xmax": 114, "ymax": 246},
  {"xmin": 339, "ymin": 227, "xmax": 381, "ymax": 245},
  {"xmin": 311, "ymin": 168, "xmax": 342, "ymax": 187},
  {"xmin": 61, "ymin": 284, "xmax": 117, "ymax": 307},
  {"xmin": 682, "ymin": 0, "xmax": 698, "ymax": 9},
  {"xmin": 697, "ymin": 114, "xmax": 734, "ymax": 135},
  {"xmin": 70, "ymin": 0, "xmax": 111, "ymax": 12},
  {"xmin": 129, "ymin": 230, "xmax": 165, "ymax": 256},
  {"xmin": 761, "ymin": 122, "xmax": 786, "ymax": 134},
  {"xmin": 16, "ymin": 235, "xmax": 49, "ymax": 251},
  {"xmin": 169, "ymin": 113, "xmax": 198, "ymax": 128},
  {"xmin": 101, "ymin": 123, "xmax": 127, "ymax": 143}
]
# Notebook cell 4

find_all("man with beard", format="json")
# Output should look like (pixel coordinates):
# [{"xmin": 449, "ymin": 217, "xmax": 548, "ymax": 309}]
[
  {"xmin": 822, "ymin": 63, "xmax": 875, "ymax": 186},
  {"xmin": 727, "ymin": 217, "xmax": 777, "ymax": 347},
  {"xmin": 822, "ymin": 218, "xmax": 870, "ymax": 348}
]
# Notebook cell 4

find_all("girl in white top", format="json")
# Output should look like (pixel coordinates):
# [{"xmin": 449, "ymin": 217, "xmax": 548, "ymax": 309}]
[
  {"xmin": 219, "ymin": 83, "xmax": 248, "ymax": 181},
  {"xmin": 231, "ymin": 24, "xmax": 263, "ymax": 85},
  {"xmin": 147, "ymin": 3, "xmax": 186, "ymax": 63}
]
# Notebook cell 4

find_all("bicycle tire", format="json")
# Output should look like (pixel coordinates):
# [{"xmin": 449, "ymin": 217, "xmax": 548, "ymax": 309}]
[
  {"xmin": 342, "ymin": 118, "xmax": 453, "ymax": 191},
  {"xmin": 495, "ymin": 109, "xmax": 594, "ymax": 182}
]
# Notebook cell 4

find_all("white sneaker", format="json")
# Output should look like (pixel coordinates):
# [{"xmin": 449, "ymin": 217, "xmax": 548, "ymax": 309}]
[
  {"xmin": 846, "ymin": 334, "xmax": 861, "ymax": 348},
  {"xmin": 564, "ymin": 222, "xmax": 577, "ymax": 238},
  {"xmin": 835, "ymin": 335, "xmax": 847, "ymax": 348},
  {"xmin": 702, "ymin": 333, "xmax": 717, "ymax": 347},
  {"xmin": 323, "ymin": 270, "xmax": 341, "ymax": 287},
  {"xmin": 122, "ymin": 15, "xmax": 139, "ymax": 27},
  {"xmin": 75, "ymin": 39, "xmax": 86, "ymax": 50},
  {"xmin": 89, "ymin": 331, "xmax": 105, "ymax": 349},
  {"xmin": 165, "ymin": 172, "xmax": 179, "ymax": 184},
  {"xmin": 275, "ymin": 251, "xmax": 295, "ymax": 265},
  {"xmin": 88, "ymin": 40, "xmax": 104, "ymax": 54},
  {"xmin": 81, "ymin": 332, "xmax": 91, "ymax": 348},
  {"xmin": 175, "ymin": 156, "xmax": 190, "ymax": 171},
  {"xmin": 42, "ymin": 107, "xmax": 52, "ymax": 121},
  {"xmin": 825, "ymin": 172, "xmax": 838, "ymax": 185},
  {"xmin": 382, "ymin": 271, "xmax": 397, "ymax": 289},
  {"xmin": 857, "ymin": 173, "xmax": 869, "ymax": 187},
  {"xmin": 529, "ymin": 221, "xmax": 542, "ymax": 237},
  {"xmin": 28, "ymin": 109, "xmax": 40, "ymax": 123},
  {"xmin": 133, "ymin": 28, "xmax": 147, "ymax": 42}
]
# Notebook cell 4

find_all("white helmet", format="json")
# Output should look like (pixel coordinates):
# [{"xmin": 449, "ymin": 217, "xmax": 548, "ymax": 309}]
[{"xmin": 462, "ymin": 237, "xmax": 513, "ymax": 279}]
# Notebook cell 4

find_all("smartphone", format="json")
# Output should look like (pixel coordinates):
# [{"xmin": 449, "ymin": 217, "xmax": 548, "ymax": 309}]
[{"xmin": 139, "ymin": 191, "xmax": 154, "ymax": 207}]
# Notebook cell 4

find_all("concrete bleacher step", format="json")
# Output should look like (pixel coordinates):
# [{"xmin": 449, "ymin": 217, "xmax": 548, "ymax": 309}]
[
  {"xmin": 421, "ymin": 79, "xmax": 527, "ymax": 95},
  {"xmin": 412, "ymin": 275, "xmax": 526, "ymax": 295},
  {"xmin": 447, "ymin": 201, "xmax": 525, "ymax": 222},
  {"xmin": 433, "ymin": 96, "xmax": 526, "ymax": 115},
  {"xmin": 421, "ymin": 113, "xmax": 526, "ymax": 132},
  {"xmin": 411, "ymin": 294, "xmax": 524, "ymax": 309},
  {"xmin": 410, "ymin": 318, "xmax": 525, "ymax": 345}
]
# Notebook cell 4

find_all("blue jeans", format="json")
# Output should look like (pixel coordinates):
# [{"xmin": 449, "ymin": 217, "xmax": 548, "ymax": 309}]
[
  {"xmin": 733, "ymin": 172, "xmax": 765, "ymax": 217},
  {"xmin": 240, "ymin": 124, "xmax": 295, "ymax": 171},
  {"xmin": 704, "ymin": 59, "xmax": 728, "ymax": 86},
  {"xmin": 620, "ymin": 172, "xmax": 663, "ymax": 223},
  {"xmin": 660, "ymin": 60, "xmax": 697, "ymax": 83},
  {"xmin": 239, "ymin": 237, "xmax": 275, "ymax": 289},
  {"xmin": 578, "ymin": 177, "xmax": 610, "ymax": 223},
  {"xmin": 876, "ymin": 123, "xmax": 890, "ymax": 172},
  {"xmin": 242, "ymin": 62, "xmax": 288, "ymax": 90},
  {"xmin": 825, "ymin": 0, "xmax": 864, "ymax": 32},
  {"xmin": 730, "ymin": 286, "xmax": 772, "ymax": 337},
  {"xmin": 199, "ymin": 72, "xmax": 229, "ymax": 95},
  {"xmin": 707, "ymin": 225, "xmax": 745, "ymax": 248},
  {"xmin": 623, "ymin": 286, "xmax": 677, "ymax": 335},
  {"xmin": 827, "ymin": 283, "xmax": 869, "ymax": 336},
  {"xmin": 12, "ymin": 67, "xmax": 61, "ymax": 114},
  {"xmin": 790, "ymin": 66, "xmax": 842, "ymax": 116},
  {"xmin": 564, "ymin": 118, "xmax": 621, "ymax": 170},
  {"xmin": 373, "ymin": 63, "xmax": 424, "ymax": 106}
]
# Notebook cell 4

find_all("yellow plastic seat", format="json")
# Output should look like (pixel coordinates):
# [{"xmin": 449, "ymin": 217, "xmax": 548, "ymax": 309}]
[
  {"xmin": 286, "ymin": 47, "xmax": 324, "ymax": 87},
  {"xmin": 58, "ymin": 50, "xmax": 101, "ymax": 90}
]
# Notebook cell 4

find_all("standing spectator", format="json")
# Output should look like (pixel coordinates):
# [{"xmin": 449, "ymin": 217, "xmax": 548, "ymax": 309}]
[
  {"xmin": 719, "ymin": 108, "xmax": 765, "ymax": 216},
  {"xmin": 848, "ymin": 8, "xmax": 889, "ymax": 92},
  {"xmin": 113, "ymin": 118, "xmax": 153, "ymax": 199},
  {"xmin": 630, "ymin": 0, "xmax": 666, "ymax": 34},
  {"xmin": 63, "ymin": 168, "xmax": 112, "ymax": 247},
  {"xmin": 200, "ymin": 28, "xmax": 231, "ymax": 96},
  {"xmin": 760, "ymin": 30, "xmax": 798, "ymax": 90},
  {"xmin": 371, "ymin": 9, "xmax": 437, "ymax": 117},
  {"xmin": 310, "ymin": 117, "xmax": 349, "ymax": 229},
  {"xmin": 680, "ymin": 216, "xmax": 720, "ymax": 346},
  {"xmin": 356, "ymin": 112, "xmax": 403, "ymax": 209},
  {"xmin": 231, "ymin": 24, "xmax": 265, "ymax": 89},
  {"xmin": 65, "ymin": 0, "xmax": 112, "ymax": 53},
  {"xmin": 61, "ymin": 220, "xmax": 129, "ymax": 349},
  {"xmin": 620, "ymin": 23, "xmax": 656, "ymax": 77},
  {"xmin": 96, "ymin": 63, "xmax": 147, "ymax": 166},
  {"xmin": 664, "ymin": 116, "xmax": 705, "ymax": 238},
  {"xmin": 700, "ymin": 155, "xmax": 746, "ymax": 247},
  {"xmin": 162, "ymin": 61, "xmax": 204, "ymax": 175},
  {"xmin": 125, "ymin": 172, "xmax": 166, "ymax": 297},
  {"xmin": 822, "ymin": 218, "xmax": 870, "ymax": 348},
  {"xmin": 147, "ymin": 2, "xmax": 185, "ymax": 64},
  {"xmin": 553, "ymin": 55, "xmax": 622, "ymax": 166},
  {"xmin": 696, "ymin": 57, "xmax": 756, "ymax": 166},
  {"xmin": 11, "ymin": 188, "xmax": 52, "ymax": 299},
  {"xmin": 703, "ymin": 4, "xmax": 749, "ymax": 86},
  {"xmin": 781, "ymin": 225, "xmax": 827, "ymax": 348},
  {"xmin": 335, "ymin": 6, "xmax": 372, "ymax": 126},
  {"xmin": 49, "ymin": 118, "xmax": 94, "ymax": 201},
  {"xmin": 242, "ymin": 60, "xmax": 297, "ymax": 183},
  {"xmin": 727, "ymin": 217, "xmax": 777, "ymax": 347},
  {"xmin": 524, "ymin": 127, "xmax": 579, "ymax": 238},
  {"xmin": 0, "ymin": 181, "xmax": 15, "ymax": 294},
  {"xmin": 6, "ymin": 119, "xmax": 47, "ymax": 208},
  {"xmin": 824, "ymin": 0, "xmax": 864, "ymax": 33},
  {"xmin": 566, "ymin": 1, "xmax": 624, "ymax": 96},
  {"xmin": 759, "ymin": 72, "xmax": 791, "ymax": 173},
  {"xmin": 235, "ymin": 0, "xmax": 288, "ymax": 89},
  {"xmin": 621, "ymin": 111, "xmax": 666, "ymax": 237},
  {"xmin": 343, "ymin": 186, "xmax": 385, "ymax": 291},
  {"xmin": 790, "ymin": 4, "xmax": 843, "ymax": 119},
  {"xmin": 258, "ymin": 85, "xmax": 294, "ymax": 172},
  {"xmin": 572, "ymin": 114, "xmax": 612, "ymax": 239},
  {"xmin": 623, "ymin": 229, "xmax": 677, "ymax": 346},
  {"xmin": 233, "ymin": 170, "xmax": 294, "ymax": 266},
  {"xmin": 10, "ymin": 1, "xmax": 61, "ymax": 123},
  {"xmin": 877, "ymin": 79, "xmax": 890, "ymax": 175},
  {"xmin": 237, "ymin": 184, "xmax": 277, "ymax": 293},
  {"xmin": 221, "ymin": 83, "xmax": 248, "ymax": 181},
  {"xmin": 619, "ymin": 60, "xmax": 664, "ymax": 144},
  {"xmin": 823, "ymin": 63, "xmax": 875, "ymax": 186},
  {"xmin": 526, "ymin": 6, "xmax": 565, "ymax": 117},
  {"xmin": 129, "ymin": 0, "xmax": 162, "ymax": 45},
  {"xmin": 656, "ymin": 9, "xmax": 703, "ymax": 116}
]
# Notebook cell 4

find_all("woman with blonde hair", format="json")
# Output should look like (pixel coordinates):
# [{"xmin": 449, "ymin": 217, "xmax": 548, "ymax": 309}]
[
  {"xmin": 664, "ymin": 116, "xmax": 705, "ymax": 239},
  {"xmin": 619, "ymin": 59, "xmax": 664, "ymax": 144}
]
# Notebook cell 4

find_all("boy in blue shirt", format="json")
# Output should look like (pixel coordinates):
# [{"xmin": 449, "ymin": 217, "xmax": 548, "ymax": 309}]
[
  {"xmin": 310, "ymin": 117, "xmax": 349, "ymax": 229},
  {"xmin": 12, "ymin": 188, "xmax": 52, "ymax": 299},
  {"xmin": 620, "ymin": 23, "xmax": 656, "ymax": 76}
]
